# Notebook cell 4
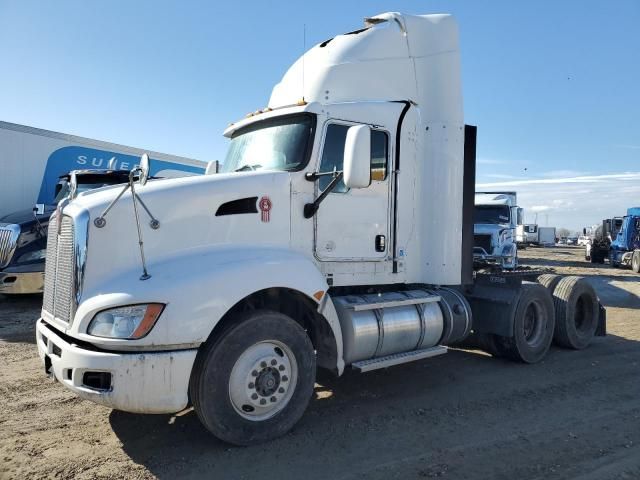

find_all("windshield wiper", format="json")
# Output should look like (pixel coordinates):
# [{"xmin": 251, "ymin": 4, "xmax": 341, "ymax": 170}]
[{"xmin": 234, "ymin": 164, "xmax": 262, "ymax": 172}]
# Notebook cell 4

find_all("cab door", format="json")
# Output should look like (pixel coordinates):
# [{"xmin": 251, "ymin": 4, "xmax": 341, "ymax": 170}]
[{"xmin": 314, "ymin": 121, "xmax": 392, "ymax": 261}]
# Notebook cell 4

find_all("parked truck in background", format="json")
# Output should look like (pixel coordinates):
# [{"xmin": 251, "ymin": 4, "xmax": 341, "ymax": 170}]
[
  {"xmin": 523, "ymin": 224, "xmax": 539, "ymax": 244},
  {"xmin": 0, "ymin": 168, "xmax": 132, "ymax": 294},
  {"xmin": 585, "ymin": 217, "xmax": 623, "ymax": 264},
  {"xmin": 36, "ymin": 12, "xmax": 605, "ymax": 446},
  {"xmin": 473, "ymin": 191, "xmax": 522, "ymax": 269},
  {"xmin": 538, "ymin": 226, "xmax": 556, "ymax": 246},
  {"xmin": 0, "ymin": 129, "xmax": 206, "ymax": 295},
  {"xmin": 609, "ymin": 208, "xmax": 640, "ymax": 272},
  {"xmin": 0, "ymin": 121, "xmax": 206, "ymax": 218}
]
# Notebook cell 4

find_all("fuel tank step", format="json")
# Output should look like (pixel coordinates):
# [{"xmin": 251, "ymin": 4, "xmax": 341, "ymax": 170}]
[
  {"xmin": 348, "ymin": 294, "xmax": 441, "ymax": 311},
  {"xmin": 351, "ymin": 345, "xmax": 448, "ymax": 372}
]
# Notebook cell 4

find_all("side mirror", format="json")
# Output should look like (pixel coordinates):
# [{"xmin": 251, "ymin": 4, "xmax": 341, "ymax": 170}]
[
  {"xmin": 139, "ymin": 153, "xmax": 150, "ymax": 186},
  {"xmin": 205, "ymin": 160, "xmax": 219, "ymax": 175},
  {"xmin": 516, "ymin": 207, "xmax": 523, "ymax": 226},
  {"xmin": 33, "ymin": 203, "xmax": 45, "ymax": 216},
  {"xmin": 69, "ymin": 172, "xmax": 78, "ymax": 199},
  {"xmin": 583, "ymin": 227, "xmax": 587, "ymax": 235},
  {"xmin": 343, "ymin": 125, "xmax": 371, "ymax": 189}
]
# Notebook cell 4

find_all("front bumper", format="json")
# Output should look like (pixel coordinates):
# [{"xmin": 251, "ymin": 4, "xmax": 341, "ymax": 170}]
[
  {"xmin": 0, "ymin": 271, "xmax": 44, "ymax": 294},
  {"xmin": 36, "ymin": 319, "xmax": 198, "ymax": 414},
  {"xmin": 473, "ymin": 247, "xmax": 517, "ymax": 269}
]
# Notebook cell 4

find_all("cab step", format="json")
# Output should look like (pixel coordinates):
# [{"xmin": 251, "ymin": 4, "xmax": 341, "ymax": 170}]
[{"xmin": 352, "ymin": 345, "xmax": 448, "ymax": 372}]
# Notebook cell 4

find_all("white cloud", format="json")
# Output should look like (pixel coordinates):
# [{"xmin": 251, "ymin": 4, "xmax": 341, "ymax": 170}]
[
  {"xmin": 477, "ymin": 172, "xmax": 640, "ymax": 230},
  {"xmin": 477, "ymin": 157, "xmax": 507, "ymax": 165},
  {"xmin": 541, "ymin": 170, "xmax": 588, "ymax": 178},
  {"xmin": 480, "ymin": 173, "xmax": 518, "ymax": 179},
  {"xmin": 530, "ymin": 205, "xmax": 550, "ymax": 212}
]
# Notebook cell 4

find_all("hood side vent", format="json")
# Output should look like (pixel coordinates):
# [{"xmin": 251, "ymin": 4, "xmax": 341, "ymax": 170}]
[{"xmin": 216, "ymin": 197, "xmax": 259, "ymax": 217}]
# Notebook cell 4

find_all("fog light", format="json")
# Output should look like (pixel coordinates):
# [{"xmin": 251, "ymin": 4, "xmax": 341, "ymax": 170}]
[{"xmin": 82, "ymin": 371, "xmax": 112, "ymax": 391}]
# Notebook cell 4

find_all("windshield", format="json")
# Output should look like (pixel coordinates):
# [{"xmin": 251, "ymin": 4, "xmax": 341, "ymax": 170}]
[
  {"xmin": 221, "ymin": 114, "xmax": 314, "ymax": 173},
  {"xmin": 474, "ymin": 205, "xmax": 511, "ymax": 225},
  {"xmin": 54, "ymin": 175, "xmax": 128, "ymax": 203}
]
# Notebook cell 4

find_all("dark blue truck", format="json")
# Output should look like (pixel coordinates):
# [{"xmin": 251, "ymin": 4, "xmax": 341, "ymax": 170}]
[
  {"xmin": 609, "ymin": 207, "xmax": 640, "ymax": 273},
  {"xmin": 0, "ymin": 169, "xmax": 131, "ymax": 294}
]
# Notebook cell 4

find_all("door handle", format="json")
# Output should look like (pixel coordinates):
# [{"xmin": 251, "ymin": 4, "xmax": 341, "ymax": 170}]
[{"xmin": 375, "ymin": 235, "xmax": 386, "ymax": 252}]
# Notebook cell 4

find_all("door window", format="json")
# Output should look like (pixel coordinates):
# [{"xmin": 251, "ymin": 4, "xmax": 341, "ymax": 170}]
[{"xmin": 318, "ymin": 124, "xmax": 388, "ymax": 192}]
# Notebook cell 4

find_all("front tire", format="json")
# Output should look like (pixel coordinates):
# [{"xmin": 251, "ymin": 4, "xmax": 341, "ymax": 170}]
[
  {"xmin": 190, "ymin": 310, "xmax": 316, "ymax": 446},
  {"xmin": 632, "ymin": 251, "xmax": 640, "ymax": 273}
]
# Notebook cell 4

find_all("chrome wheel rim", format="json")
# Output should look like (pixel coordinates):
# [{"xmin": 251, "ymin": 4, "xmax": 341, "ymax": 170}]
[{"xmin": 229, "ymin": 340, "xmax": 298, "ymax": 421}]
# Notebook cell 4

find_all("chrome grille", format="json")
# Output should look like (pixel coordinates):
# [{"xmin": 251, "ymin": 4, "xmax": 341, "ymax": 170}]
[
  {"xmin": 42, "ymin": 216, "xmax": 58, "ymax": 314},
  {"xmin": 0, "ymin": 224, "xmax": 20, "ymax": 268},
  {"xmin": 42, "ymin": 215, "xmax": 76, "ymax": 323}
]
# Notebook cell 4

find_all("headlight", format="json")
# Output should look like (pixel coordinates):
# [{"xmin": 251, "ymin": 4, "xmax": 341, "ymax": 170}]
[
  {"xmin": 502, "ymin": 244, "xmax": 515, "ymax": 256},
  {"xmin": 17, "ymin": 249, "xmax": 47, "ymax": 263},
  {"xmin": 87, "ymin": 304, "xmax": 164, "ymax": 339}
]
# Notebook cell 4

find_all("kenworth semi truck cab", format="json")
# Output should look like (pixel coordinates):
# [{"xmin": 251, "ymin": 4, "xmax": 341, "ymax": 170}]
[
  {"xmin": 609, "ymin": 208, "xmax": 640, "ymax": 272},
  {"xmin": 473, "ymin": 191, "xmax": 522, "ymax": 269},
  {"xmin": 36, "ymin": 13, "xmax": 605, "ymax": 445}
]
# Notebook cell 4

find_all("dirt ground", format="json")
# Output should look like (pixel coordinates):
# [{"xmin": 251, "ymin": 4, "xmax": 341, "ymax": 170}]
[{"xmin": 1, "ymin": 246, "xmax": 639, "ymax": 480}]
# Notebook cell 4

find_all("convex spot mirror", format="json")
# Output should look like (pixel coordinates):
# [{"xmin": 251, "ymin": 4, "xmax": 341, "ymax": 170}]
[
  {"xmin": 139, "ymin": 153, "xmax": 150, "ymax": 186},
  {"xmin": 69, "ymin": 172, "xmax": 78, "ymax": 199},
  {"xmin": 343, "ymin": 125, "xmax": 371, "ymax": 189}
]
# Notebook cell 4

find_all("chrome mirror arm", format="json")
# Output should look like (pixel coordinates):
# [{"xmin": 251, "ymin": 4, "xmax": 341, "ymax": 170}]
[
  {"xmin": 93, "ymin": 167, "xmax": 157, "ymax": 281},
  {"xmin": 129, "ymin": 171, "xmax": 151, "ymax": 281},
  {"xmin": 93, "ymin": 183, "xmax": 131, "ymax": 228}
]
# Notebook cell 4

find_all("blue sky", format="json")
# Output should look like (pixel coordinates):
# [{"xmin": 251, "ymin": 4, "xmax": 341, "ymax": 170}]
[{"xmin": 1, "ymin": 0, "xmax": 639, "ymax": 230}]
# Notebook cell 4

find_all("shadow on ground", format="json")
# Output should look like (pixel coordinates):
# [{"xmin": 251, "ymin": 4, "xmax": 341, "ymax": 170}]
[
  {"xmin": 109, "ymin": 332, "xmax": 639, "ymax": 480},
  {"xmin": 0, "ymin": 293, "xmax": 41, "ymax": 343}
]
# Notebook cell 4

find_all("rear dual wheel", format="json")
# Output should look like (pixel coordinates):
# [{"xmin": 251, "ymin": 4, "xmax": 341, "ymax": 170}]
[
  {"xmin": 482, "ymin": 283, "xmax": 555, "ymax": 364},
  {"xmin": 497, "ymin": 283, "xmax": 555, "ymax": 363},
  {"xmin": 552, "ymin": 276, "xmax": 599, "ymax": 350},
  {"xmin": 190, "ymin": 311, "xmax": 316, "ymax": 446}
]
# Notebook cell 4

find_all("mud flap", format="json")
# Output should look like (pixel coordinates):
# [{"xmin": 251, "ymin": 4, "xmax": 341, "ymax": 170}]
[{"xmin": 595, "ymin": 302, "xmax": 607, "ymax": 337}]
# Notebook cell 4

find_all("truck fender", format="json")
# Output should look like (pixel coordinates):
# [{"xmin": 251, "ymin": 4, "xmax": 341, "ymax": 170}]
[{"xmin": 74, "ymin": 245, "xmax": 344, "ymax": 373}]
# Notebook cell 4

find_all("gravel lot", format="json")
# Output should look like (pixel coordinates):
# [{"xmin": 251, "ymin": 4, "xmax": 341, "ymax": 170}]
[{"xmin": 1, "ymin": 246, "xmax": 639, "ymax": 479}]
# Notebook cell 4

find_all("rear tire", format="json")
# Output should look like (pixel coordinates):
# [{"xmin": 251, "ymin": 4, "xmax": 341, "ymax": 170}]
[
  {"xmin": 497, "ymin": 283, "xmax": 555, "ymax": 364},
  {"xmin": 537, "ymin": 274, "xmax": 561, "ymax": 292},
  {"xmin": 632, "ymin": 251, "xmax": 640, "ymax": 273},
  {"xmin": 190, "ymin": 310, "xmax": 316, "ymax": 446},
  {"xmin": 552, "ymin": 276, "xmax": 599, "ymax": 350},
  {"xmin": 608, "ymin": 250, "xmax": 618, "ymax": 268}
]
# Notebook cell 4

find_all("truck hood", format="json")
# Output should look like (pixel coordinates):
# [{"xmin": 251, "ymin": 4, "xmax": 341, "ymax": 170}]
[
  {"xmin": 474, "ymin": 224, "xmax": 509, "ymax": 235},
  {"xmin": 64, "ymin": 171, "xmax": 293, "ymax": 297}
]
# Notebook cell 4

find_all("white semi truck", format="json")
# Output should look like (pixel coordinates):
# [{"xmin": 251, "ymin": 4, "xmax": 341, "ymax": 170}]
[
  {"xmin": 36, "ymin": 12, "xmax": 605, "ymax": 446},
  {"xmin": 473, "ymin": 191, "xmax": 522, "ymax": 268}
]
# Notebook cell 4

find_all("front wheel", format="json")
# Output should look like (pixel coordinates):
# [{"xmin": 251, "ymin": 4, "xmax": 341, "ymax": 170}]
[
  {"xmin": 632, "ymin": 251, "xmax": 640, "ymax": 273},
  {"xmin": 190, "ymin": 310, "xmax": 316, "ymax": 445}
]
